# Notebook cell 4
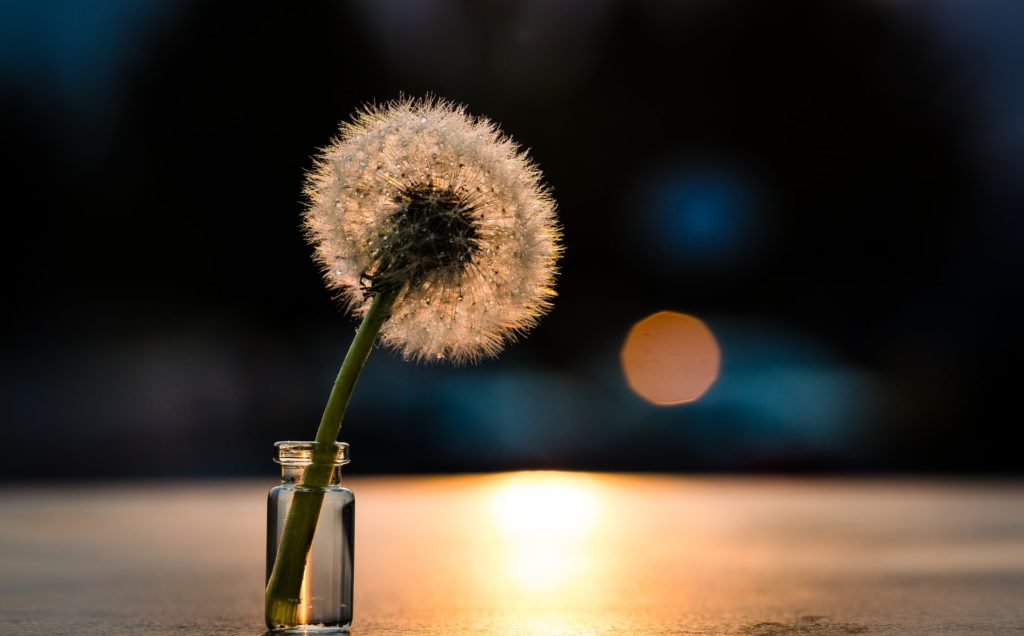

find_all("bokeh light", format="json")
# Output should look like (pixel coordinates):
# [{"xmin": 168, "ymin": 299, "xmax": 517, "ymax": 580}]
[
  {"xmin": 634, "ymin": 162, "xmax": 767, "ymax": 270},
  {"xmin": 621, "ymin": 311, "xmax": 721, "ymax": 405}
]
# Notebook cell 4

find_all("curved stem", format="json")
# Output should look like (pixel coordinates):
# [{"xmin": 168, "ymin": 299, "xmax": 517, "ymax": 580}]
[
  {"xmin": 312, "ymin": 289, "xmax": 399, "ymax": 453},
  {"xmin": 265, "ymin": 290, "xmax": 398, "ymax": 628}
]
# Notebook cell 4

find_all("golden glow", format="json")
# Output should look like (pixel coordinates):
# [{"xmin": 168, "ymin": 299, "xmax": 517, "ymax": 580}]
[
  {"xmin": 353, "ymin": 473, "xmax": 797, "ymax": 633},
  {"xmin": 297, "ymin": 556, "xmax": 311, "ymax": 625},
  {"xmin": 20, "ymin": 476, "xmax": 1021, "ymax": 635},
  {"xmin": 621, "ymin": 310, "xmax": 721, "ymax": 405},
  {"xmin": 489, "ymin": 472, "xmax": 600, "ymax": 592},
  {"xmin": 491, "ymin": 472, "xmax": 598, "ymax": 540}
]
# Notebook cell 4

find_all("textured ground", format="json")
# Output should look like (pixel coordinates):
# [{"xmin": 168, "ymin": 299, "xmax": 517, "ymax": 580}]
[{"xmin": 1, "ymin": 475, "xmax": 1022, "ymax": 635}]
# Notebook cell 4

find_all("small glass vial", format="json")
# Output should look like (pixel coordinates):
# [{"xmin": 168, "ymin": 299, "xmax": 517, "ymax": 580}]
[{"xmin": 266, "ymin": 441, "xmax": 354, "ymax": 633}]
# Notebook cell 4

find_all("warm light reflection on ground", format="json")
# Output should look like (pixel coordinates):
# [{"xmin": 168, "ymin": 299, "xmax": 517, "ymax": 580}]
[
  {"xmin": 489, "ymin": 472, "xmax": 599, "ymax": 592},
  {"xmin": 345, "ymin": 473, "xmax": 1024, "ymax": 634},
  {"xmin": 2, "ymin": 476, "xmax": 1022, "ymax": 634},
  {"xmin": 621, "ymin": 310, "xmax": 721, "ymax": 405}
]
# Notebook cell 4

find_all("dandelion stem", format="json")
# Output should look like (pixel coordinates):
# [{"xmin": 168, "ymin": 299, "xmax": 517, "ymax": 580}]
[{"xmin": 265, "ymin": 289, "xmax": 398, "ymax": 627}]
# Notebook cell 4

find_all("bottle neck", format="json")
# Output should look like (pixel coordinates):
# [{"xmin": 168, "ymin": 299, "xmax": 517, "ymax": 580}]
[
  {"xmin": 280, "ymin": 463, "xmax": 342, "ymax": 486},
  {"xmin": 274, "ymin": 441, "xmax": 349, "ymax": 486}
]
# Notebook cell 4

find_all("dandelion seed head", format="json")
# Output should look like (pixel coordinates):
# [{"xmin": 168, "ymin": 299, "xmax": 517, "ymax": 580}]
[{"xmin": 304, "ymin": 97, "xmax": 562, "ymax": 363}]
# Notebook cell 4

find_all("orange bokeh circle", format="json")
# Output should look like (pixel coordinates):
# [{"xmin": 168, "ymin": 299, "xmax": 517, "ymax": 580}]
[{"xmin": 621, "ymin": 311, "xmax": 721, "ymax": 405}]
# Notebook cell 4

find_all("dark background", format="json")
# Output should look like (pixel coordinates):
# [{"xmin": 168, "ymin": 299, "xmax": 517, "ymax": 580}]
[{"xmin": 2, "ymin": 0, "xmax": 1022, "ymax": 478}]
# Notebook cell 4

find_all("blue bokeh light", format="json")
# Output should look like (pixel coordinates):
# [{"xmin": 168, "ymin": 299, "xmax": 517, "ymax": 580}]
[{"xmin": 634, "ymin": 161, "xmax": 768, "ymax": 269}]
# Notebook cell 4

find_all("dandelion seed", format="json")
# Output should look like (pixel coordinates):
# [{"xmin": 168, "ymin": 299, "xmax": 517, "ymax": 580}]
[{"xmin": 304, "ymin": 97, "xmax": 562, "ymax": 363}]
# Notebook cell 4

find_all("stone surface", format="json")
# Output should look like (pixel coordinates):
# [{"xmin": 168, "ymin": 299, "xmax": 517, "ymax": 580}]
[{"xmin": 1, "ymin": 475, "xmax": 1022, "ymax": 635}]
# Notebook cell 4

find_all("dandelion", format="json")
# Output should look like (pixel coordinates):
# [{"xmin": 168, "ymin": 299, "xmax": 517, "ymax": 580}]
[
  {"xmin": 303, "ymin": 97, "xmax": 561, "ymax": 363},
  {"xmin": 266, "ymin": 97, "xmax": 561, "ymax": 627}
]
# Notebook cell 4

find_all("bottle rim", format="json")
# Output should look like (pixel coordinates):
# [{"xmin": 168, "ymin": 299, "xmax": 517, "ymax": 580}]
[{"xmin": 273, "ymin": 441, "xmax": 350, "ymax": 466}]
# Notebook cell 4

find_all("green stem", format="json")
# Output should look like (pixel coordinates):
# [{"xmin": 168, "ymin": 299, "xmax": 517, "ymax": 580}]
[{"xmin": 265, "ymin": 289, "xmax": 398, "ymax": 628}]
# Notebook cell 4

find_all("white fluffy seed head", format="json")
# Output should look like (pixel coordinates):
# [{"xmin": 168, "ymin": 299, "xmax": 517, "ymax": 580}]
[{"xmin": 304, "ymin": 97, "xmax": 562, "ymax": 364}]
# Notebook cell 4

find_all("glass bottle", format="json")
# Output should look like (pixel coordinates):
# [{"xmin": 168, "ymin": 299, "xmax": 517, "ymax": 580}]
[{"xmin": 266, "ymin": 441, "xmax": 354, "ymax": 633}]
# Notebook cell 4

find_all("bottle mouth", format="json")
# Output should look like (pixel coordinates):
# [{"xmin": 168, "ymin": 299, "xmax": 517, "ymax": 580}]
[{"xmin": 274, "ymin": 441, "xmax": 350, "ymax": 466}]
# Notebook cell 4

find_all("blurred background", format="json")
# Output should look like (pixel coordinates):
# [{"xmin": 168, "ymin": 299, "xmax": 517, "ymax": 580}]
[{"xmin": 2, "ymin": 0, "xmax": 1022, "ymax": 479}]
